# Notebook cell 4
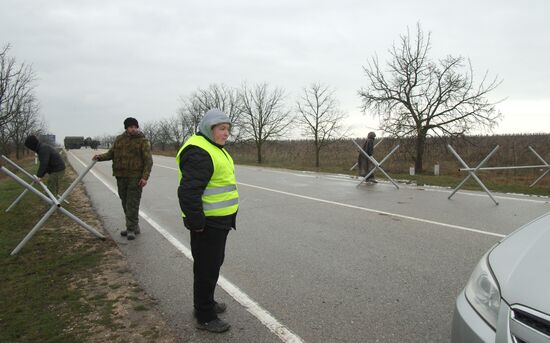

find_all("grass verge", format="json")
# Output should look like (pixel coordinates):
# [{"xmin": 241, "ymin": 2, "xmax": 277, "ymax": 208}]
[{"xmin": 0, "ymin": 156, "xmax": 177, "ymax": 342}]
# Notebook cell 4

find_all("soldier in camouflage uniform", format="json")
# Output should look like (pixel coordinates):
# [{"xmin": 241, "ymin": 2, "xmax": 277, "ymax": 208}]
[{"xmin": 93, "ymin": 117, "xmax": 153, "ymax": 240}]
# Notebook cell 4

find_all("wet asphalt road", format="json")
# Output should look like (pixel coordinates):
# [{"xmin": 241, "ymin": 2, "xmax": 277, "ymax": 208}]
[{"xmin": 68, "ymin": 149, "xmax": 550, "ymax": 343}]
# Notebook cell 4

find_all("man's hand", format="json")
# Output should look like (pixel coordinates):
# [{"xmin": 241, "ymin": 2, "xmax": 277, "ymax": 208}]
[
  {"xmin": 138, "ymin": 178, "xmax": 148, "ymax": 188},
  {"xmin": 92, "ymin": 155, "xmax": 100, "ymax": 161}
]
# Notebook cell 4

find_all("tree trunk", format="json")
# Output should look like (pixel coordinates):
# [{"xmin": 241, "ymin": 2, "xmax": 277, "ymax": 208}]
[
  {"xmin": 414, "ymin": 132, "xmax": 427, "ymax": 173},
  {"xmin": 16, "ymin": 144, "xmax": 21, "ymax": 160},
  {"xmin": 315, "ymin": 144, "xmax": 320, "ymax": 168},
  {"xmin": 256, "ymin": 142, "xmax": 262, "ymax": 164}
]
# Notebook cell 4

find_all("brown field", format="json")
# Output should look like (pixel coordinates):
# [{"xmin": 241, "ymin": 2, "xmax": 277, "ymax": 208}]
[{"xmin": 154, "ymin": 133, "xmax": 550, "ymax": 192}]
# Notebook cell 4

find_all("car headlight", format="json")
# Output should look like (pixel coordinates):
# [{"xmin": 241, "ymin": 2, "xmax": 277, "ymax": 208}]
[{"xmin": 464, "ymin": 252, "xmax": 501, "ymax": 329}]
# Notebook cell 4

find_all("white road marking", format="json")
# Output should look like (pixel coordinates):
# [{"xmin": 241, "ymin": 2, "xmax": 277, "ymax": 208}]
[
  {"xmin": 237, "ymin": 182, "xmax": 505, "ymax": 238},
  {"xmin": 69, "ymin": 152, "xmax": 304, "ymax": 343},
  {"xmin": 232, "ymin": 164, "xmax": 550, "ymax": 205},
  {"xmin": 153, "ymin": 163, "xmax": 505, "ymax": 238}
]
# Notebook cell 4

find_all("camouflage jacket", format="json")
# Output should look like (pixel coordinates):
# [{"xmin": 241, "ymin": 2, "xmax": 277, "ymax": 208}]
[{"xmin": 97, "ymin": 131, "xmax": 153, "ymax": 179}]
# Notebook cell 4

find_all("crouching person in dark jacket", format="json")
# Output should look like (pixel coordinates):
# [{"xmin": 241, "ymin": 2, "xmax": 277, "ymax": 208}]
[
  {"xmin": 176, "ymin": 109, "xmax": 238, "ymax": 333},
  {"xmin": 24, "ymin": 135, "xmax": 66, "ymax": 195}
]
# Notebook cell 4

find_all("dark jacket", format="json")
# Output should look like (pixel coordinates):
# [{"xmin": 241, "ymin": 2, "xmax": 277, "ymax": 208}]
[
  {"xmin": 177, "ymin": 133, "xmax": 236, "ymax": 231},
  {"xmin": 357, "ymin": 137, "xmax": 375, "ymax": 177},
  {"xmin": 28, "ymin": 142, "xmax": 66, "ymax": 177},
  {"xmin": 363, "ymin": 138, "xmax": 374, "ymax": 156},
  {"xmin": 96, "ymin": 131, "xmax": 153, "ymax": 179}
]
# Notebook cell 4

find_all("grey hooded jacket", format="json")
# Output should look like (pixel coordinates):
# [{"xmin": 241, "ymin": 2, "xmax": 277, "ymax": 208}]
[{"xmin": 198, "ymin": 108, "xmax": 231, "ymax": 141}]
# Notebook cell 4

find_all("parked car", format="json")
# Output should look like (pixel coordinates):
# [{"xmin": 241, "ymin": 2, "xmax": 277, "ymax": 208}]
[{"xmin": 452, "ymin": 212, "xmax": 550, "ymax": 342}]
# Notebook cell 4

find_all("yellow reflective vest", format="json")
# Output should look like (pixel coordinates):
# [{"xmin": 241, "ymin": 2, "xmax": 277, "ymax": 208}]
[{"xmin": 176, "ymin": 134, "xmax": 239, "ymax": 217}]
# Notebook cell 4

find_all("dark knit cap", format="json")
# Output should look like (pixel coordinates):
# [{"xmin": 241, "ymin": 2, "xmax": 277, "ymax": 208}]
[
  {"xmin": 124, "ymin": 117, "xmax": 139, "ymax": 129},
  {"xmin": 24, "ymin": 135, "xmax": 40, "ymax": 152}
]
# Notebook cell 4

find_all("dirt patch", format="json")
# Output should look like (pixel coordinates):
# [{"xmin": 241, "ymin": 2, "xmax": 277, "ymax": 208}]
[{"xmin": 53, "ymin": 167, "xmax": 179, "ymax": 342}]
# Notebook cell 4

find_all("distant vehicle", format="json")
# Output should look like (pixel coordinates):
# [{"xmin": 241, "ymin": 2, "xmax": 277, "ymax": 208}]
[
  {"xmin": 83, "ymin": 137, "xmax": 100, "ymax": 150},
  {"xmin": 64, "ymin": 136, "xmax": 84, "ymax": 149},
  {"xmin": 451, "ymin": 212, "xmax": 550, "ymax": 342},
  {"xmin": 89, "ymin": 140, "xmax": 100, "ymax": 150}
]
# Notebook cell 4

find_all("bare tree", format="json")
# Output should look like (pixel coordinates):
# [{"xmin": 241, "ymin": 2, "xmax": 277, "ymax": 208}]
[
  {"xmin": 8, "ymin": 94, "xmax": 43, "ymax": 158},
  {"xmin": 177, "ymin": 96, "xmax": 203, "ymax": 134},
  {"xmin": 0, "ymin": 45, "xmax": 41, "ymax": 158},
  {"xmin": 0, "ymin": 44, "xmax": 36, "ymax": 129},
  {"xmin": 156, "ymin": 118, "xmax": 175, "ymax": 151},
  {"xmin": 358, "ymin": 24, "xmax": 502, "ymax": 172},
  {"xmin": 166, "ymin": 114, "xmax": 192, "ymax": 150},
  {"xmin": 0, "ymin": 117, "xmax": 9, "ymax": 154},
  {"xmin": 296, "ymin": 83, "xmax": 348, "ymax": 167},
  {"xmin": 100, "ymin": 134, "xmax": 117, "ymax": 149},
  {"xmin": 141, "ymin": 120, "xmax": 160, "ymax": 150},
  {"xmin": 177, "ymin": 84, "xmax": 245, "ymax": 141},
  {"xmin": 240, "ymin": 83, "xmax": 293, "ymax": 164},
  {"xmin": 194, "ymin": 84, "xmax": 244, "ymax": 139}
]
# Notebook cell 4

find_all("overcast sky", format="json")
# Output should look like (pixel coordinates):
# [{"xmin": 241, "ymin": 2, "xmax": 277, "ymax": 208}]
[{"xmin": 2, "ymin": 0, "xmax": 549, "ymax": 141}]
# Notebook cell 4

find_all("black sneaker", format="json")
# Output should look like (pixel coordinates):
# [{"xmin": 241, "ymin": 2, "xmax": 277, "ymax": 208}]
[
  {"xmin": 214, "ymin": 302, "xmax": 227, "ymax": 314},
  {"xmin": 196, "ymin": 318, "xmax": 230, "ymax": 333},
  {"xmin": 127, "ymin": 231, "xmax": 136, "ymax": 240}
]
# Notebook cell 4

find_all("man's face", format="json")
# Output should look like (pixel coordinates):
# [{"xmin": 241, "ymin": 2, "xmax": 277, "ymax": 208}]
[
  {"xmin": 212, "ymin": 123, "xmax": 231, "ymax": 145},
  {"xmin": 126, "ymin": 125, "xmax": 139, "ymax": 135}
]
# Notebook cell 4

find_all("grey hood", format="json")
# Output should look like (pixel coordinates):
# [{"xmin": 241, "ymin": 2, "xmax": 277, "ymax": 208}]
[
  {"xmin": 198, "ymin": 109, "xmax": 231, "ymax": 142},
  {"xmin": 489, "ymin": 212, "xmax": 550, "ymax": 314}
]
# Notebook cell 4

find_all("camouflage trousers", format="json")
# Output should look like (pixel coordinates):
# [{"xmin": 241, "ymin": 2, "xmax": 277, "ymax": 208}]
[
  {"xmin": 47, "ymin": 170, "xmax": 65, "ymax": 196},
  {"xmin": 116, "ymin": 177, "xmax": 143, "ymax": 232}
]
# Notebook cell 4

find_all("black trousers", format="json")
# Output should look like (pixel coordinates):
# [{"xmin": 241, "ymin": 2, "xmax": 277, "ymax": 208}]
[{"xmin": 190, "ymin": 227, "xmax": 229, "ymax": 322}]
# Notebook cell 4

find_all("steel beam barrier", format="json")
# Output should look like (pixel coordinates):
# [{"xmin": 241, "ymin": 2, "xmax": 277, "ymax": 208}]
[
  {"xmin": 447, "ymin": 145, "xmax": 500, "ymax": 205},
  {"xmin": 0, "ymin": 160, "xmax": 104, "ymax": 256},
  {"xmin": 352, "ymin": 140, "xmax": 400, "ymax": 189}
]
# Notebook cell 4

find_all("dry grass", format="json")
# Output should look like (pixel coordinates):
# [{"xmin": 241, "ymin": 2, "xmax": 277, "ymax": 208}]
[
  {"xmin": 152, "ymin": 133, "xmax": 550, "ymax": 192},
  {"xmin": 0, "ymin": 156, "xmax": 178, "ymax": 343}
]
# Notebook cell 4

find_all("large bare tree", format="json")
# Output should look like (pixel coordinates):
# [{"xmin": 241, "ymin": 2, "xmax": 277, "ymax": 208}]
[
  {"xmin": 296, "ymin": 83, "xmax": 348, "ymax": 167},
  {"xmin": 358, "ymin": 24, "xmax": 502, "ymax": 172},
  {"xmin": 240, "ymin": 83, "xmax": 293, "ymax": 164}
]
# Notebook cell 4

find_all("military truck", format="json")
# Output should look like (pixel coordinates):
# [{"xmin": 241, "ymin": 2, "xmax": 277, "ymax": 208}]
[{"xmin": 64, "ymin": 136, "xmax": 84, "ymax": 149}]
